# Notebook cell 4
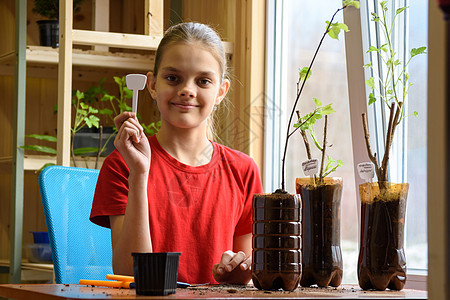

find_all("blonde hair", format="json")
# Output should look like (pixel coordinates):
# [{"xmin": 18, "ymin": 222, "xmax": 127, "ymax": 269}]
[{"xmin": 153, "ymin": 22, "xmax": 229, "ymax": 141}]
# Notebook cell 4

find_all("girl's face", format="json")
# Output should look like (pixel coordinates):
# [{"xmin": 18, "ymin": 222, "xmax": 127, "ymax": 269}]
[{"xmin": 147, "ymin": 43, "xmax": 229, "ymax": 133}]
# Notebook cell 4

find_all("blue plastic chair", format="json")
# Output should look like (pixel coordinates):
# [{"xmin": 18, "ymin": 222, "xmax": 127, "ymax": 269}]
[{"xmin": 38, "ymin": 165, "xmax": 113, "ymax": 283}]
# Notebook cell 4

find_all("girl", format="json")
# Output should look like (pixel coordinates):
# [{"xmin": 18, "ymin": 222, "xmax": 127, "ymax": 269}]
[{"xmin": 90, "ymin": 22, "xmax": 263, "ymax": 285}]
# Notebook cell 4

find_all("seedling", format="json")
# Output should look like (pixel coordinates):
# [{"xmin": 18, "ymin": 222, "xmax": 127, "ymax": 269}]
[
  {"xmin": 279, "ymin": 0, "xmax": 359, "ymax": 191},
  {"xmin": 361, "ymin": 1, "xmax": 426, "ymax": 189}
]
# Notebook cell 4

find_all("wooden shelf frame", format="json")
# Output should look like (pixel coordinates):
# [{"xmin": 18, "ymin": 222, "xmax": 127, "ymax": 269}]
[{"xmin": 0, "ymin": 46, "xmax": 155, "ymax": 71}]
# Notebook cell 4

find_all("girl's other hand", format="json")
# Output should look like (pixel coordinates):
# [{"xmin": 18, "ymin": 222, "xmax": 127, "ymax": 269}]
[
  {"xmin": 212, "ymin": 250, "xmax": 252, "ymax": 284},
  {"xmin": 114, "ymin": 112, "xmax": 151, "ymax": 174}
]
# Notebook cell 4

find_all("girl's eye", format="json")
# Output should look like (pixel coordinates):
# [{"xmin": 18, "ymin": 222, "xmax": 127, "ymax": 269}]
[
  {"xmin": 198, "ymin": 79, "xmax": 212, "ymax": 86},
  {"xmin": 165, "ymin": 75, "xmax": 179, "ymax": 82}
]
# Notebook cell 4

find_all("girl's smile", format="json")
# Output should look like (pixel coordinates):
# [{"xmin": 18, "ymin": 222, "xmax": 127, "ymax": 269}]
[{"xmin": 170, "ymin": 101, "xmax": 200, "ymax": 111}]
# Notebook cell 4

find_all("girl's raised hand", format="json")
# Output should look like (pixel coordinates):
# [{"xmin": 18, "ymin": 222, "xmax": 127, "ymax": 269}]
[
  {"xmin": 113, "ymin": 112, "xmax": 151, "ymax": 174},
  {"xmin": 212, "ymin": 250, "xmax": 252, "ymax": 284}
]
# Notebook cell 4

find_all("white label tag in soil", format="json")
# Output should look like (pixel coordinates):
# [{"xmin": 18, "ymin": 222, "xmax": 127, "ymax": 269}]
[
  {"xmin": 357, "ymin": 162, "xmax": 374, "ymax": 180},
  {"xmin": 302, "ymin": 159, "xmax": 319, "ymax": 176}
]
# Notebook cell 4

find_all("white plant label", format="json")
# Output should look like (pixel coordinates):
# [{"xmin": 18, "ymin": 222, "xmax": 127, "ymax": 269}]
[
  {"xmin": 302, "ymin": 159, "xmax": 319, "ymax": 176},
  {"xmin": 358, "ymin": 162, "xmax": 375, "ymax": 180}
]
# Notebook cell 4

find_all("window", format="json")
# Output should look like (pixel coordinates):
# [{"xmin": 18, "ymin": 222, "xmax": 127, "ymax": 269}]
[{"xmin": 265, "ymin": 0, "xmax": 428, "ymax": 285}]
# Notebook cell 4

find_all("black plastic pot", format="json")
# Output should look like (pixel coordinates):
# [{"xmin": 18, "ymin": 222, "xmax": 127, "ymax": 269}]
[
  {"xmin": 37, "ymin": 20, "xmax": 59, "ymax": 48},
  {"xmin": 132, "ymin": 252, "xmax": 181, "ymax": 296},
  {"xmin": 72, "ymin": 127, "xmax": 116, "ymax": 156}
]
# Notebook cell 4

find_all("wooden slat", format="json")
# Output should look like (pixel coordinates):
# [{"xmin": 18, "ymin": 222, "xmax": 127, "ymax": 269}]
[
  {"xmin": 56, "ymin": 0, "xmax": 73, "ymax": 166},
  {"xmin": 72, "ymin": 30, "xmax": 234, "ymax": 54},
  {"xmin": 10, "ymin": 0, "xmax": 27, "ymax": 284},
  {"xmin": 72, "ymin": 29, "xmax": 161, "ymax": 50},
  {"xmin": 0, "ymin": 156, "xmax": 106, "ymax": 173},
  {"xmin": 145, "ymin": 0, "xmax": 164, "ymax": 36},
  {"xmin": 92, "ymin": 0, "xmax": 110, "ymax": 52},
  {"xmin": 0, "ymin": 47, "xmax": 154, "ymax": 70},
  {"xmin": 427, "ymin": 2, "xmax": 449, "ymax": 300}
]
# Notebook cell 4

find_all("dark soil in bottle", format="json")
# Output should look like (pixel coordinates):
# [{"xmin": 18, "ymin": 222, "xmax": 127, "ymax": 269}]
[
  {"xmin": 358, "ymin": 190, "xmax": 407, "ymax": 291},
  {"xmin": 296, "ymin": 179, "xmax": 343, "ymax": 287},
  {"xmin": 251, "ymin": 192, "xmax": 301, "ymax": 291}
]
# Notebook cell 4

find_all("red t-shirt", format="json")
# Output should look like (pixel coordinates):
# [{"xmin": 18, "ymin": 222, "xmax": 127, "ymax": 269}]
[{"xmin": 90, "ymin": 135, "xmax": 263, "ymax": 284}]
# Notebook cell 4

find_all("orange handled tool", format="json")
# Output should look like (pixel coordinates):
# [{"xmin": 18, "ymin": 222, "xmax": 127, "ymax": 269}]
[
  {"xmin": 105, "ymin": 274, "xmax": 134, "ymax": 282},
  {"xmin": 78, "ymin": 279, "xmax": 134, "ymax": 288}
]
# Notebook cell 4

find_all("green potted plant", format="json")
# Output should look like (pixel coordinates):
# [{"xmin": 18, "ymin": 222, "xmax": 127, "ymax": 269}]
[
  {"xmin": 32, "ymin": 0, "xmax": 84, "ymax": 47},
  {"xmin": 21, "ymin": 76, "xmax": 161, "ymax": 170},
  {"xmin": 357, "ymin": 1, "xmax": 426, "ymax": 291},
  {"xmin": 294, "ymin": 99, "xmax": 343, "ymax": 288},
  {"xmin": 290, "ymin": 3, "xmax": 355, "ymax": 287},
  {"xmin": 251, "ymin": 0, "xmax": 359, "ymax": 291}
]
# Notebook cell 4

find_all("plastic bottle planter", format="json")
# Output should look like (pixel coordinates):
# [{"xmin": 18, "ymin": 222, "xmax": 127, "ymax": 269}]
[
  {"xmin": 358, "ymin": 182, "xmax": 409, "ymax": 291},
  {"xmin": 296, "ymin": 177, "xmax": 343, "ymax": 287},
  {"xmin": 251, "ymin": 192, "xmax": 302, "ymax": 291}
]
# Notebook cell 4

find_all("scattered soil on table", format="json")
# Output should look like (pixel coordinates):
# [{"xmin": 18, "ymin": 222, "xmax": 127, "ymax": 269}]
[{"xmin": 186, "ymin": 284, "xmax": 351, "ymax": 296}]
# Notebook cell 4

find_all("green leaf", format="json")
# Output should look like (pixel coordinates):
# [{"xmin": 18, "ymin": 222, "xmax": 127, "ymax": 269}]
[
  {"xmin": 75, "ymin": 90, "xmax": 84, "ymax": 100},
  {"xmin": 101, "ymin": 94, "xmax": 115, "ymax": 102},
  {"xmin": 73, "ymin": 147, "xmax": 99, "ymax": 155},
  {"xmin": 80, "ymin": 102, "xmax": 89, "ymax": 109},
  {"xmin": 321, "ymin": 104, "xmax": 336, "ymax": 115},
  {"xmin": 366, "ymin": 77, "xmax": 375, "ymax": 89},
  {"xmin": 413, "ymin": 111, "xmax": 419, "ymax": 117},
  {"xmin": 380, "ymin": 1, "xmax": 388, "ymax": 10},
  {"xmin": 123, "ymin": 87, "xmax": 133, "ymax": 99},
  {"xmin": 322, "ymin": 157, "xmax": 343, "ymax": 178},
  {"xmin": 343, "ymin": 0, "xmax": 360, "ymax": 8},
  {"xmin": 88, "ymin": 106, "xmax": 99, "ymax": 114},
  {"xmin": 368, "ymin": 93, "xmax": 377, "ymax": 105},
  {"xmin": 405, "ymin": 72, "xmax": 410, "ymax": 81},
  {"xmin": 386, "ymin": 58, "xmax": 394, "ymax": 67},
  {"xmin": 367, "ymin": 46, "xmax": 379, "ymax": 53},
  {"xmin": 410, "ymin": 46, "xmax": 427, "ymax": 58},
  {"xmin": 299, "ymin": 67, "xmax": 311, "ymax": 83},
  {"xmin": 327, "ymin": 22, "xmax": 349, "ymax": 40},
  {"xmin": 396, "ymin": 7, "xmax": 407, "ymax": 15},
  {"xmin": 99, "ymin": 108, "xmax": 113, "ymax": 115},
  {"xmin": 85, "ymin": 115, "xmax": 100, "ymax": 128},
  {"xmin": 363, "ymin": 63, "xmax": 372, "ymax": 69},
  {"xmin": 371, "ymin": 12, "xmax": 380, "ymax": 22},
  {"xmin": 118, "ymin": 102, "xmax": 132, "ymax": 112},
  {"xmin": 142, "ymin": 121, "xmax": 161, "ymax": 136},
  {"xmin": 113, "ymin": 76, "xmax": 123, "ymax": 86},
  {"xmin": 313, "ymin": 98, "xmax": 322, "ymax": 107},
  {"xmin": 26, "ymin": 134, "xmax": 57, "ymax": 142},
  {"xmin": 19, "ymin": 145, "xmax": 57, "ymax": 154}
]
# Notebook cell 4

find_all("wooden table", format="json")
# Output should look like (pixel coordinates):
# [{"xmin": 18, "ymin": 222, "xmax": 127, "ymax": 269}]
[{"xmin": 0, "ymin": 284, "xmax": 427, "ymax": 299}]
